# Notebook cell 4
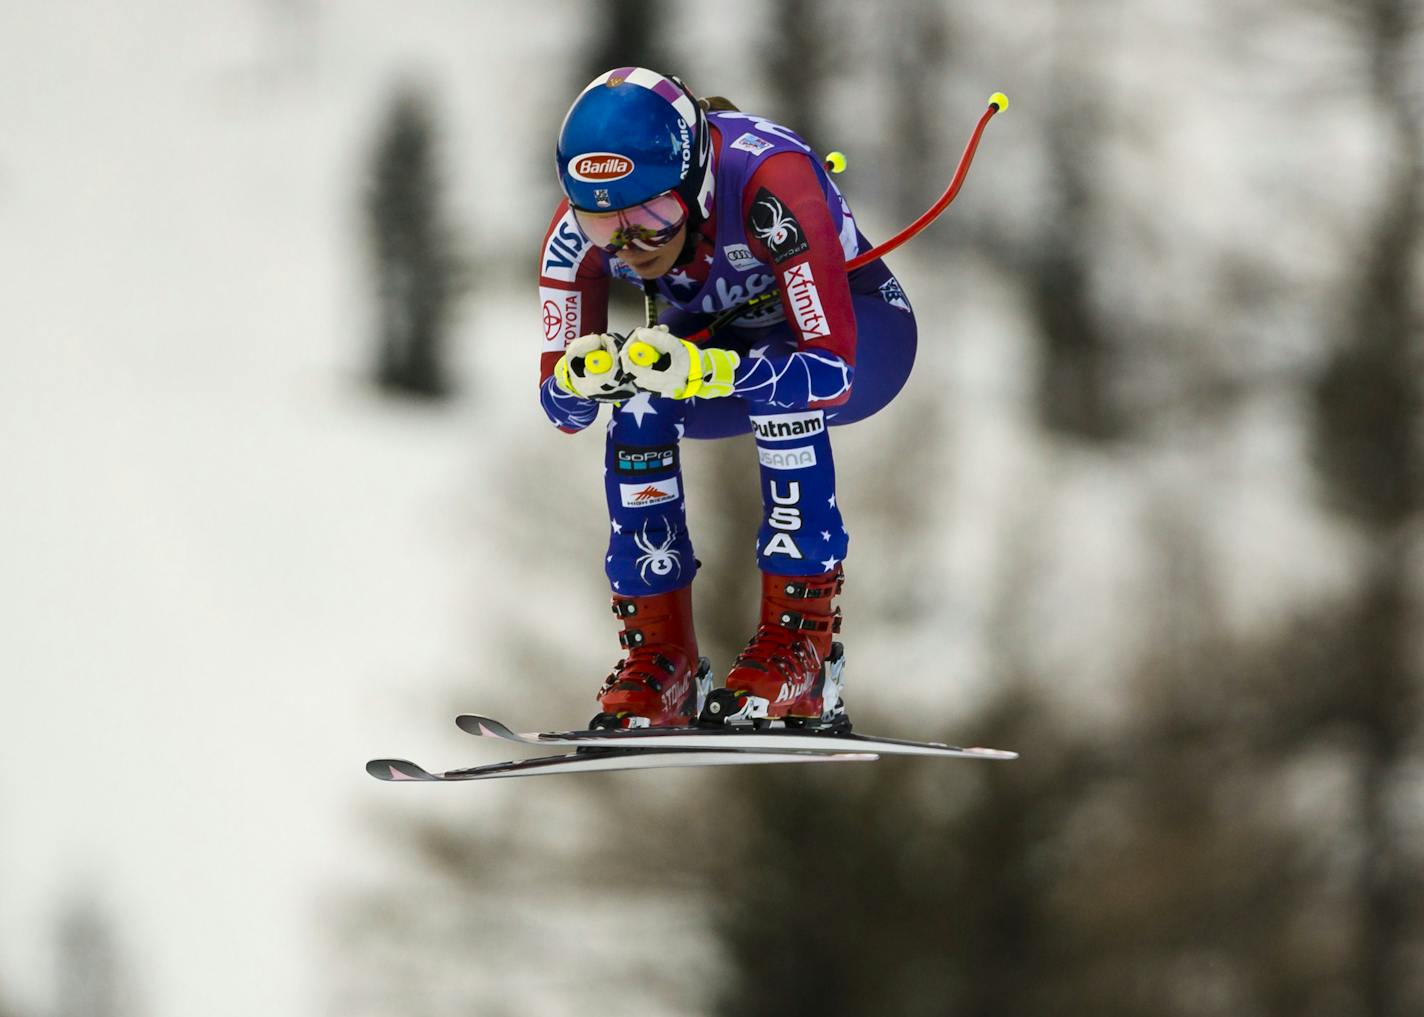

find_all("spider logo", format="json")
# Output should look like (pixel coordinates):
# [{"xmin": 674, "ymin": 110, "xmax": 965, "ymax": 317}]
[
  {"xmin": 634, "ymin": 517, "xmax": 682, "ymax": 583},
  {"xmin": 752, "ymin": 195, "xmax": 800, "ymax": 249}
]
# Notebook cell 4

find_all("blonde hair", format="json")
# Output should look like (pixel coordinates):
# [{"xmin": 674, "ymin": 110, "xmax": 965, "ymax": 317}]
[{"xmin": 697, "ymin": 95, "xmax": 741, "ymax": 113}]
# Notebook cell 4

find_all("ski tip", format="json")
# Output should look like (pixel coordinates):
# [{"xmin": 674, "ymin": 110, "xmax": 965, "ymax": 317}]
[
  {"xmin": 453, "ymin": 715, "xmax": 484, "ymax": 736},
  {"xmin": 967, "ymin": 747, "xmax": 1019, "ymax": 761},
  {"xmin": 455, "ymin": 714, "xmax": 511, "ymax": 738},
  {"xmin": 366, "ymin": 758, "xmax": 439, "ymax": 781}
]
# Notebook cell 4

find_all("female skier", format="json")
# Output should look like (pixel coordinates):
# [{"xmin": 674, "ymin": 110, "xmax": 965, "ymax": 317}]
[{"xmin": 537, "ymin": 67, "xmax": 917, "ymax": 731}]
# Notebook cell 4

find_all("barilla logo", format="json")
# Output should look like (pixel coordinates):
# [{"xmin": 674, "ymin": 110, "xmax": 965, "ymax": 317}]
[{"xmin": 568, "ymin": 153, "xmax": 634, "ymax": 182}]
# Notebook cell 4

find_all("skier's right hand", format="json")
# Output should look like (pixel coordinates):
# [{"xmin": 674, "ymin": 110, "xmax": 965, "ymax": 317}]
[{"xmin": 554, "ymin": 333, "xmax": 637, "ymax": 402}]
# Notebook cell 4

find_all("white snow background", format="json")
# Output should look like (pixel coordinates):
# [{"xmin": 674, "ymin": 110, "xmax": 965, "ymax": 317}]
[{"xmin": 0, "ymin": 1, "xmax": 1389, "ymax": 1015}]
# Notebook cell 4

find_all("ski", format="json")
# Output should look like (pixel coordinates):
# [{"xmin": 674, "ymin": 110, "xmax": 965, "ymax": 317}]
[
  {"xmin": 366, "ymin": 746, "xmax": 876, "ymax": 783},
  {"xmin": 455, "ymin": 714, "xmax": 1018, "ymax": 761}
]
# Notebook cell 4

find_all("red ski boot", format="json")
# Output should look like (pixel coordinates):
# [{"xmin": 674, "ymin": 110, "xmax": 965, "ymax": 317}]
[
  {"xmin": 591, "ymin": 583, "xmax": 712, "ymax": 730},
  {"xmin": 702, "ymin": 566, "xmax": 848, "ymax": 730}
]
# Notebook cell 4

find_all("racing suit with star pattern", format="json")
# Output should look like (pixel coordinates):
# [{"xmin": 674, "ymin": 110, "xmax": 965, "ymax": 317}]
[{"xmin": 536, "ymin": 112, "xmax": 917, "ymax": 596}]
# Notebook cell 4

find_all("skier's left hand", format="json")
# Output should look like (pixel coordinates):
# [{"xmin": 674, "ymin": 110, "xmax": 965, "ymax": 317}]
[{"xmin": 620, "ymin": 325, "xmax": 740, "ymax": 400}]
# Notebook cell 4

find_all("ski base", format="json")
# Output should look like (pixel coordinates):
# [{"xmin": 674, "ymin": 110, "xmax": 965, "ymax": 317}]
[{"xmin": 366, "ymin": 746, "xmax": 876, "ymax": 783}]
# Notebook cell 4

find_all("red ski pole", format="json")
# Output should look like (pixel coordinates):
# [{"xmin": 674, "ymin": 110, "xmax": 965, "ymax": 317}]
[
  {"xmin": 679, "ymin": 92, "xmax": 1009, "ymax": 340},
  {"xmin": 844, "ymin": 91, "xmax": 1007, "ymax": 270}
]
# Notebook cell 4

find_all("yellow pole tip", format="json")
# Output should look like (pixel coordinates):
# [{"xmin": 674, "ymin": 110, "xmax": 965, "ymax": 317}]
[
  {"xmin": 825, "ymin": 151, "xmax": 847, "ymax": 174},
  {"xmin": 989, "ymin": 92, "xmax": 1009, "ymax": 112}
]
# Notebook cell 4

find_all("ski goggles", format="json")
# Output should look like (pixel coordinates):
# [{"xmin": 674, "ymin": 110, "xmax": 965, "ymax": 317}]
[{"xmin": 573, "ymin": 191, "xmax": 688, "ymax": 255}]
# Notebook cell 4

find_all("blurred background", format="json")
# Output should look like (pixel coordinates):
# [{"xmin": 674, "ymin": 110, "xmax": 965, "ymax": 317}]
[{"xmin": 2, "ymin": 0, "xmax": 1421, "ymax": 1015}]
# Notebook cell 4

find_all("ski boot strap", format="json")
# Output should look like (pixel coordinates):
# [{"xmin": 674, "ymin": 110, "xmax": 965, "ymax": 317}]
[
  {"xmin": 600, "ymin": 650, "xmax": 678, "ymax": 693},
  {"xmin": 776, "ymin": 570, "xmax": 844, "ymax": 601},
  {"xmin": 773, "ymin": 606, "xmax": 843, "ymax": 634}
]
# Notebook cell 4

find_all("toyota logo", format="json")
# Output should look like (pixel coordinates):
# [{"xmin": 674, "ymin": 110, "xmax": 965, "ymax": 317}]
[{"xmin": 543, "ymin": 300, "xmax": 562, "ymax": 342}]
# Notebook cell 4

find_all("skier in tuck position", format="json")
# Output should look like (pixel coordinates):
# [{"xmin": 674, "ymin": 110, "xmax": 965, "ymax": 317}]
[{"xmin": 538, "ymin": 67, "xmax": 917, "ymax": 731}]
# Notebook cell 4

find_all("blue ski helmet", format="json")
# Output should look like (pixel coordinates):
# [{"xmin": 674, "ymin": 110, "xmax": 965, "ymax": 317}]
[{"xmin": 556, "ymin": 67, "xmax": 714, "ymax": 221}]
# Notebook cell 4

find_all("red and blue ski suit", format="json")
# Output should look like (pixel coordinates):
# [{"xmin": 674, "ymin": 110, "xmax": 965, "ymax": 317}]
[{"xmin": 537, "ymin": 111, "xmax": 917, "ymax": 596}]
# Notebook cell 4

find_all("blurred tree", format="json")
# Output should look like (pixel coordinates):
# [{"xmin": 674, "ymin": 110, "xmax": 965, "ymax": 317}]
[
  {"xmin": 690, "ymin": 693, "xmax": 1085, "ymax": 1017},
  {"xmin": 1308, "ymin": 2, "xmax": 1422, "ymax": 1012},
  {"xmin": 55, "ymin": 896, "xmax": 128, "ymax": 1017},
  {"xmin": 762, "ymin": 0, "xmax": 833, "ymax": 153},
  {"xmin": 1025, "ymin": 4, "xmax": 1124, "ymax": 443},
  {"xmin": 574, "ymin": 2, "xmax": 672, "ymax": 326},
  {"xmin": 579, "ymin": 0, "xmax": 674, "ymax": 86},
  {"xmin": 884, "ymin": 0, "xmax": 951, "ymax": 227},
  {"xmin": 1312, "ymin": 21, "xmax": 1420, "ymax": 529},
  {"xmin": 685, "ymin": 531, "xmax": 1405, "ymax": 1017},
  {"xmin": 366, "ymin": 83, "xmax": 461, "ymax": 400}
]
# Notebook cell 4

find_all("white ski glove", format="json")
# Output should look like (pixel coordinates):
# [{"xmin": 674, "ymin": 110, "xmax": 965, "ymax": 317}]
[
  {"xmin": 554, "ymin": 333, "xmax": 637, "ymax": 402},
  {"xmin": 620, "ymin": 325, "xmax": 741, "ymax": 400}
]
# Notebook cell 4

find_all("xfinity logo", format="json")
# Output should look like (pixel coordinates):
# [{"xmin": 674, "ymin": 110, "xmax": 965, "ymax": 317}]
[
  {"xmin": 750, "ymin": 411, "xmax": 825, "ymax": 443},
  {"xmin": 568, "ymin": 153, "xmax": 634, "ymax": 182},
  {"xmin": 757, "ymin": 445, "xmax": 817, "ymax": 471},
  {"xmin": 784, "ymin": 262, "xmax": 829, "ymax": 340}
]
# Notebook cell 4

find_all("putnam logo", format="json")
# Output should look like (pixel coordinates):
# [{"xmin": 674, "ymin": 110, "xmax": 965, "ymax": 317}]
[
  {"xmin": 568, "ymin": 153, "xmax": 634, "ymax": 182},
  {"xmin": 750, "ymin": 411, "xmax": 825, "ymax": 443},
  {"xmin": 620, "ymin": 478, "xmax": 680, "ymax": 508}
]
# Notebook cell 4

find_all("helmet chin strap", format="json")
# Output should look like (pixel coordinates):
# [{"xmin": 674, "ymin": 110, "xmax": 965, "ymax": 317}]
[{"xmin": 671, "ymin": 220, "xmax": 703, "ymax": 267}]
